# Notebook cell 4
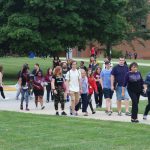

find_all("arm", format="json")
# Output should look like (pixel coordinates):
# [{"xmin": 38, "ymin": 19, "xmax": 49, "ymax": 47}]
[
  {"xmin": 51, "ymin": 78, "xmax": 57, "ymax": 94},
  {"xmin": 100, "ymin": 72, "xmax": 103, "ymax": 89},
  {"xmin": 122, "ymin": 73, "xmax": 129, "ymax": 96},
  {"xmin": 111, "ymin": 75, "xmax": 115, "ymax": 91}
]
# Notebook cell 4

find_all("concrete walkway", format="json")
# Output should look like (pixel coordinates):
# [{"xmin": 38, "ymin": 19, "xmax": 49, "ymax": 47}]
[{"xmin": 1, "ymin": 86, "xmax": 150, "ymax": 125}]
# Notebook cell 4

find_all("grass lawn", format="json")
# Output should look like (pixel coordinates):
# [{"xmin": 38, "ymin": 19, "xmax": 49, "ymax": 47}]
[
  {"xmin": 97, "ymin": 100, "xmax": 149, "ymax": 114},
  {"xmin": 0, "ymin": 57, "xmax": 150, "ymax": 85},
  {"xmin": 0, "ymin": 111, "xmax": 150, "ymax": 150}
]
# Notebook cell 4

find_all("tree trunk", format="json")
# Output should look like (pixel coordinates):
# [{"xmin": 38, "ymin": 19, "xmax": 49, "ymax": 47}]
[{"xmin": 106, "ymin": 43, "xmax": 112, "ymax": 58}]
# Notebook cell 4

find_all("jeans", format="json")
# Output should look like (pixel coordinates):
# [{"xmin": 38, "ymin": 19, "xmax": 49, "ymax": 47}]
[
  {"xmin": 21, "ymin": 89, "xmax": 29, "ymax": 106},
  {"xmin": 94, "ymin": 83, "xmax": 103, "ymax": 107},
  {"xmin": 81, "ymin": 93, "xmax": 88, "ymax": 112},
  {"xmin": 128, "ymin": 90, "xmax": 140, "ymax": 119},
  {"xmin": 144, "ymin": 91, "xmax": 150, "ymax": 116},
  {"xmin": 46, "ymin": 83, "xmax": 53, "ymax": 101}
]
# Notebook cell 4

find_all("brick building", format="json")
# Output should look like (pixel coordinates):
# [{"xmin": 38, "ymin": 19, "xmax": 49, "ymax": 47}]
[{"xmin": 70, "ymin": 13, "xmax": 150, "ymax": 59}]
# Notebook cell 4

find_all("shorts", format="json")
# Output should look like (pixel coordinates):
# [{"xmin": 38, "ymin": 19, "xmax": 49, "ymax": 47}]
[
  {"xmin": 103, "ymin": 88, "xmax": 114, "ymax": 99},
  {"xmin": 33, "ymin": 89, "xmax": 44, "ymax": 96},
  {"xmin": 116, "ymin": 86, "xmax": 129, "ymax": 100}
]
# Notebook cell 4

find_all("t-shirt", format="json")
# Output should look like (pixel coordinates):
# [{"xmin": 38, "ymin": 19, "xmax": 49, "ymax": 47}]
[
  {"xmin": 80, "ymin": 77, "xmax": 88, "ymax": 94},
  {"xmin": 65, "ymin": 69, "xmax": 81, "ymax": 92},
  {"xmin": 123, "ymin": 71, "xmax": 143, "ymax": 92},
  {"xmin": 52, "ymin": 75, "xmax": 64, "ymax": 87},
  {"xmin": 111, "ymin": 64, "xmax": 129, "ymax": 86},
  {"xmin": 100, "ymin": 68, "xmax": 112, "ymax": 89}
]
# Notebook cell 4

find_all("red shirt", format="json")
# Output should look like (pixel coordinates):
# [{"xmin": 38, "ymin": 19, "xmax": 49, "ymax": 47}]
[
  {"xmin": 91, "ymin": 47, "xmax": 95, "ymax": 55},
  {"xmin": 88, "ymin": 76, "xmax": 98, "ymax": 94}
]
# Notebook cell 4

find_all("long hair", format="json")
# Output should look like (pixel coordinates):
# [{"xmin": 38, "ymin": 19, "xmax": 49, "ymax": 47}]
[{"xmin": 53, "ymin": 66, "xmax": 62, "ymax": 76}]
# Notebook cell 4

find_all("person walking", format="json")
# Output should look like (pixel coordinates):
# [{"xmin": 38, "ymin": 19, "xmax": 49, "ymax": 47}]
[
  {"xmin": 100, "ymin": 61, "xmax": 113, "ymax": 116},
  {"xmin": 143, "ymin": 72, "xmax": 150, "ymax": 120},
  {"xmin": 45, "ymin": 68, "xmax": 53, "ymax": 102},
  {"xmin": 51, "ymin": 66, "xmax": 67, "ymax": 116},
  {"xmin": 66, "ymin": 60, "xmax": 81, "ymax": 116},
  {"xmin": 122, "ymin": 62, "xmax": 143, "ymax": 123},
  {"xmin": 111, "ymin": 56, "xmax": 131, "ymax": 116},
  {"xmin": 33, "ymin": 71, "xmax": 45, "ymax": 110},
  {"xmin": 19, "ymin": 65, "xmax": 30, "ymax": 110},
  {"xmin": 80, "ymin": 69, "xmax": 89, "ymax": 116},
  {"xmin": 87, "ymin": 68, "xmax": 97, "ymax": 114},
  {"xmin": 0, "ymin": 65, "xmax": 7, "ymax": 100}
]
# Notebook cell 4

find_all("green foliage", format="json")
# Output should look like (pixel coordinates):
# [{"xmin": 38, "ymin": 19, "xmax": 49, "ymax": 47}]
[{"xmin": 0, "ymin": 0, "xmax": 149, "ymax": 56}]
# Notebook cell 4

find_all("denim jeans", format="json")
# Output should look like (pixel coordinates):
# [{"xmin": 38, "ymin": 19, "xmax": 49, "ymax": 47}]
[{"xmin": 21, "ymin": 89, "xmax": 29, "ymax": 105}]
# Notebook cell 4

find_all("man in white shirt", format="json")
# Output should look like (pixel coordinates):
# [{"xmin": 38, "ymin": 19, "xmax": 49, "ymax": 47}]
[{"xmin": 66, "ymin": 61, "xmax": 81, "ymax": 115}]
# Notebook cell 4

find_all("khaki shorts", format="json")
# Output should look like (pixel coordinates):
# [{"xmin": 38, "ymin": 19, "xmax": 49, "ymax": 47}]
[{"xmin": 70, "ymin": 91, "xmax": 80, "ymax": 101}]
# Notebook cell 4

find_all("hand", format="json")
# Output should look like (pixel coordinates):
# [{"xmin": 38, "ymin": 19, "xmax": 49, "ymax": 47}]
[
  {"xmin": 53, "ymin": 89, "xmax": 57, "ymax": 94},
  {"xmin": 143, "ymin": 88, "xmax": 147, "ymax": 93},
  {"xmin": 111, "ymin": 86, "xmax": 114, "ymax": 91}
]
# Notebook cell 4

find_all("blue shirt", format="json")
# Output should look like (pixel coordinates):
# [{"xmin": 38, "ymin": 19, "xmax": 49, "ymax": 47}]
[
  {"xmin": 111, "ymin": 64, "xmax": 129, "ymax": 86},
  {"xmin": 80, "ymin": 77, "xmax": 88, "ymax": 94},
  {"xmin": 100, "ymin": 68, "xmax": 112, "ymax": 89}
]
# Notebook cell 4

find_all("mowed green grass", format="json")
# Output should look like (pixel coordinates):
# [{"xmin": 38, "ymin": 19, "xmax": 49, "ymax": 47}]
[
  {"xmin": 0, "ymin": 57, "xmax": 150, "ymax": 84},
  {"xmin": 0, "ymin": 111, "xmax": 150, "ymax": 150}
]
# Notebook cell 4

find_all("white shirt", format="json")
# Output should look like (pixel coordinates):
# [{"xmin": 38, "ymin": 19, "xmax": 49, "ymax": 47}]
[{"xmin": 66, "ymin": 69, "xmax": 81, "ymax": 92}]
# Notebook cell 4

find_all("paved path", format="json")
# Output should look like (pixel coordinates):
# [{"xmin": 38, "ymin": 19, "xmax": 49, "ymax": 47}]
[{"xmin": 0, "ymin": 87, "xmax": 150, "ymax": 125}]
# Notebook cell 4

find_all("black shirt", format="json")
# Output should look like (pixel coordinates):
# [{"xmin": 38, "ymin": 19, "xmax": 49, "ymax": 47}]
[{"xmin": 52, "ymin": 75, "xmax": 64, "ymax": 87}]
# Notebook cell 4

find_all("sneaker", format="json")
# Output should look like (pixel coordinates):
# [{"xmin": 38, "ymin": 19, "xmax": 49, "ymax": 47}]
[
  {"xmin": 108, "ymin": 111, "xmax": 112, "ymax": 116},
  {"xmin": 105, "ymin": 110, "xmax": 108, "ymax": 114},
  {"xmin": 20, "ymin": 105, "xmax": 23, "ymax": 110},
  {"xmin": 46, "ymin": 100, "xmax": 49, "ymax": 103},
  {"xmin": 41, "ymin": 106, "xmax": 45, "ymax": 110},
  {"xmin": 56, "ymin": 112, "xmax": 59, "ymax": 116},
  {"xmin": 26, "ymin": 108, "xmax": 30, "ymax": 111},
  {"xmin": 131, "ymin": 119, "xmax": 139, "ymax": 123},
  {"xmin": 83, "ymin": 112, "xmax": 88, "ymax": 116},
  {"xmin": 70, "ymin": 106, "xmax": 73, "ymax": 115},
  {"xmin": 118, "ymin": 112, "xmax": 122, "ymax": 116},
  {"xmin": 61, "ymin": 111, "xmax": 67, "ymax": 116},
  {"xmin": 92, "ymin": 111, "xmax": 96, "ymax": 114},
  {"xmin": 4, "ymin": 97, "xmax": 9, "ymax": 100},
  {"xmin": 75, "ymin": 112, "xmax": 78, "ymax": 116},
  {"xmin": 143, "ymin": 115, "xmax": 147, "ymax": 120},
  {"xmin": 125, "ymin": 112, "xmax": 131, "ymax": 116}
]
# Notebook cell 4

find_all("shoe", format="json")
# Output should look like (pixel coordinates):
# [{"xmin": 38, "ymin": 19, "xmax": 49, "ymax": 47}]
[
  {"xmin": 125, "ymin": 112, "xmax": 131, "ymax": 116},
  {"xmin": 41, "ymin": 106, "xmax": 45, "ymax": 110},
  {"xmin": 20, "ymin": 105, "xmax": 23, "ymax": 110},
  {"xmin": 4, "ymin": 97, "xmax": 9, "ymax": 100},
  {"xmin": 108, "ymin": 111, "xmax": 112, "ymax": 116},
  {"xmin": 92, "ymin": 111, "xmax": 96, "ymax": 114},
  {"xmin": 105, "ymin": 110, "xmax": 108, "ymax": 114},
  {"xmin": 26, "ymin": 108, "xmax": 30, "ymax": 111},
  {"xmin": 70, "ymin": 106, "xmax": 73, "ymax": 115},
  {"xmin": 143, "ymin": 115, "xmax": 147, "ymax": 120},
  {"xmin": 46, "ymin": 100, "xmax": 49, "ymax": 103},
  {"xmin": 118, "ymin": 112, "xmax": 122, "ymax": 116},
  {"xmin": 83, "ymin": 112, "xmax": 88, "ymax": 116},
  {"xmin": 61, "ymin": 111, "xmax": 67, "ymax": 116},
  {"xmin": 131, "ymin": 119, "xmax": 139, "ymax": 123},
  {"xmin": 56, "ymin": 112, "xmax": 59, "ymax": 116},
  {"xmin": 75, "ymin": 112, "xmax": 78, "ymax": 116}
]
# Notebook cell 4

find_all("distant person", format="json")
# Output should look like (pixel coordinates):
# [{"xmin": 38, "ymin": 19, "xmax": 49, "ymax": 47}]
[
  {"xmin": 32, "ymin": 63, "xmax": 43, "ymax": 77},
  {"xmin": 90, "ymin": 46, "xmax": 95, "ymax": 58},
  {"xmin": 0, "ymin": 65, "xmax": 7, "ymax": 100},
  {"xmin": 134, "ymin": 52, "xmax": 137, "ymax": 60},
  {"xmin": 45, "ymin": 68, "xmax": 53, "ymax": 103},
  {"xmin": 128, "ymin": 52, "xmax": 132, "ymax": 59},
  {"xmin": 53, "ymin": 56, "xmax": 61, "ymax": 69},
  {"xmin": 125, "ymin": 51, "xmax": 128, "ymax": 59},
  {"xmin": 122, "ymin": 62, "xmax": 143, "ymax": 123},
  {"xmin": 78, "ymin": 61, "xmax": 87, "ymax": 72}
]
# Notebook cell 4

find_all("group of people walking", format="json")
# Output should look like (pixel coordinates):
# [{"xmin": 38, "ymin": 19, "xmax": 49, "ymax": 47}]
[{"xmin": 0, "ymin": 55, "xmax": 150, "ymax": 123}]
